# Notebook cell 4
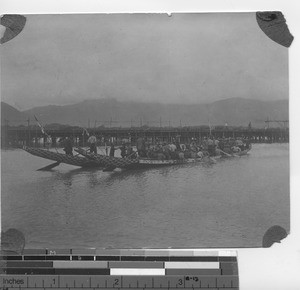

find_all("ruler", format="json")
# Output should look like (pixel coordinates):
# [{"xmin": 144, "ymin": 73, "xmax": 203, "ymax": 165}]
[{"xmin": 0, "ymin": 250, "xmax": 239, "ymax": 289}]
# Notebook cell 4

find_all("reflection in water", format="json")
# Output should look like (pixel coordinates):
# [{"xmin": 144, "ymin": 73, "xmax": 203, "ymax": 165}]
[{"xmin": 1, "ymin": 144, "xmax": 289, "ymax": 248}]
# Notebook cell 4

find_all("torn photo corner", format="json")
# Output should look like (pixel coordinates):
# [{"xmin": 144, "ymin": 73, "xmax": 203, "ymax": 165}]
[{"xmin": 0, "ymin": 12, "xmax": 290, "ymax": 249}]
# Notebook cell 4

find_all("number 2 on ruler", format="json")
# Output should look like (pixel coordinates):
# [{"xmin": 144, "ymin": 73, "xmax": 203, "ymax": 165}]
[{"xmin": 114, "ymin": 278, "xmax": 119, "ymax": 286}]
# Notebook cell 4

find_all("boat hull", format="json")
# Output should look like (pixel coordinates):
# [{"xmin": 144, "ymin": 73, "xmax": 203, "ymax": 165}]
[
  {"xmin": 23, "ymin": 146, "xmax": 251, "ymax": 170},
  {"xmin": 75, "ymin": 147, "xmax": 217, "ymax": 169}
]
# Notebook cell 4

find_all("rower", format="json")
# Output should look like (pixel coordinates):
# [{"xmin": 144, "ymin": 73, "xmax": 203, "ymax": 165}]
[
  {"xmin": 63, "ymin": 136, "xmax": 73, "ymax": 156},
  {"xmin": 109, "ymin": 143, "xmax": 116, "ymax": 157},
  {"xmin": 127, "ymin": 144, "xmax": 134, "ymax": 156},
  {"xmin": 87, "ymin": 134, "xmax": 97, "ymax": 154},
  {"xmin": 137, "ymin": 136, "xmax": 146, "ymax": 157},
  {"xmin": 120, "ymin": 143, "xmax": 127, "ymax": 158},
  {"xmin": 197, "ymin": 150, "xmax": 204, "ymax": 159},
  {"xmin": 207, "ymin": 136, "xmax": 215, "ymax": 156}
]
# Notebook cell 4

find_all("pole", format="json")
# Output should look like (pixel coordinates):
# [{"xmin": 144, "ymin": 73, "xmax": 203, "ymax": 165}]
[
  {"xmin": 27, "ymin": 117, "xmax": 30, "ymax": 146},
  {"xmin": 4, "ymin": 119, "xmax": 9, "ymax": 149},
  {"xmin": 35, "ymin": 126, "xmax": 37, "ymax": 147}
]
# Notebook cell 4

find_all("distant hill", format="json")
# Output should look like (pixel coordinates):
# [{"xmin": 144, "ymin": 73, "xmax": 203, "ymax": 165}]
[
  {"xmin": 208, "ymin": 98, "xmax": 288, "ymax": 127},
  {"xmin": 1, "ymin": 102, "xmax": 28, "ymax": 125},
  {"xmin": 1, "ymin": 98, "xmax": 288, "ymax": 128}
]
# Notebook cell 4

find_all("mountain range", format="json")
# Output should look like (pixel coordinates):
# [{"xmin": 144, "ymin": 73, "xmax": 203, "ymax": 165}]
[{"xmin": 1, "ymin": 98, "xmax": 288, "ymax": 128}]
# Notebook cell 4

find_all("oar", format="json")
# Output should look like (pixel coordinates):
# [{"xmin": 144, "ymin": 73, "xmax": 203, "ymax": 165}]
[
  {"xmin": 125, "ymin": 151, "xmax": 137, "ymax": 159},
  {"xmin": 202, "ymin": 154, "xmax": 216, "ymax": 163},
  {"xmin": 219, "ymin": 149, "xmax": 239, "ymax": 158},
  {"xmin": 74, "ymin": 147, "xmax": 90, "ymax": 156},
  {"xmin": 209, "ymin": 156, "xmax": 217, "ymax": 163},
  {"xmin": 103, "ymin": 166, "xmax": 117, "ymax": 172},
  {"xmin": 37, "ymin": 161, "xmax": 61, "ymax": 171}
]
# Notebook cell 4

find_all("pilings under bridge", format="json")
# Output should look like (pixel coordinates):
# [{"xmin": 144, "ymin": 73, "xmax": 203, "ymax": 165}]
[{"xmin": 1, "ymin": 125, "xmax": 289, "ymax": 148}]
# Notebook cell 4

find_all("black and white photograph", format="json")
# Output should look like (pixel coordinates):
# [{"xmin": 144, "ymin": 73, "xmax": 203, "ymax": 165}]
[{"xmin": 1, "ymin": 12, "xmax": 289, "ymax": 249}]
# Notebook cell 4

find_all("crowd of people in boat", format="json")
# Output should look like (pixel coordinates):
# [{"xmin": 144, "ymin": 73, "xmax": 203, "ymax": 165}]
[
  {"xmin": 61, "ymin": 135, "xmax": 251, "ymax": 160},
  {"xmin": 134, "ymin": 136, "xmax": 251, "ymax": 160}
]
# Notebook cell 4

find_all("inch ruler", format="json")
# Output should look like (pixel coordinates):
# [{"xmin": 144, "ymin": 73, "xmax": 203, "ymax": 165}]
[{"xmin": 0, "ymin": 250, "xmax": 239, "ymax": 289}]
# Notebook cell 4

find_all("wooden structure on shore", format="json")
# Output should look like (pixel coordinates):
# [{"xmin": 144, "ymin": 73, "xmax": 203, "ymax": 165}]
[{"xmin": 1, "ymin": 124, "xmax": 289, "ymax": 148}]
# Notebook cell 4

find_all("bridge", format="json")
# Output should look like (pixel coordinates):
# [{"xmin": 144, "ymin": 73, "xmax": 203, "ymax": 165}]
[{"xmin": 1, "ymin": 124, "xmax": 289, "ymax": 148}]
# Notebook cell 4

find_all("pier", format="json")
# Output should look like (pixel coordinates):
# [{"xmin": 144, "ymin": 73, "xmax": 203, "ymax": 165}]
[{"xmin": 1, "ymin": 124, "xmax": 289, "ymax": 148}]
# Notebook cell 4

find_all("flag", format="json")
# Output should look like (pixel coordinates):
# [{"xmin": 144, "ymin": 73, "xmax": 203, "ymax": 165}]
[
  {"xmin": 34, "ymin": 115, "xmax": 51, "ymax": 138},
  {"xmin": 83, "ymin": 128, "xmax": 90, "ymax": 137}
]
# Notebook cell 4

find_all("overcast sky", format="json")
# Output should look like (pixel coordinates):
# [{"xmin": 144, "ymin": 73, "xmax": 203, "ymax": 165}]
[{"xmin": 1, "ymin": 13, "xmax": 289, "ymax": 110}]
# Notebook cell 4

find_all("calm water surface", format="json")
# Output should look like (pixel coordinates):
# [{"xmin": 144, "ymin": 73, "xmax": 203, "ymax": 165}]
[{"xmin": 1, "ymin": 144, "xmax": 289, "ymax": 248}]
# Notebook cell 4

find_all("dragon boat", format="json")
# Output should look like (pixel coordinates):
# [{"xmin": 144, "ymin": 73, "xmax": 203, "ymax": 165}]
[
  {"xmin": 23, "ymin": 145, "xmax": 251, "ymax": 171},
  {"xmin": 23, "ymin": 146, "xmax": 101, "ymax": 169}
]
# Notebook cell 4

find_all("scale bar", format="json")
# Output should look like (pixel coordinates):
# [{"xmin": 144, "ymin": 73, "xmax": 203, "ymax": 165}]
[
  {"xmin": 165, "ymin": 262, "xmax": 219, "ymax": 269},
  {"xmin": 110, "ymin": 269, "xmax": 165, "ymax": 276}
]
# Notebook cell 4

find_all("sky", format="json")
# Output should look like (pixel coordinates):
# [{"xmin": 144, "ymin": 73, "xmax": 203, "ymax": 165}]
[{"xmin": 1, "ymin": 12, "xmax": 289, "ymax": 110}]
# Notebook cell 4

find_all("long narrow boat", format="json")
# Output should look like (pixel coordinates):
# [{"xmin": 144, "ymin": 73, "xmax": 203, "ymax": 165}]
[
  {"xmin": 23, "ymin": 146, "xmax": 101, "ymax": 168},
  {"xmin": 23, "ymin": 145, "xmax": 251, "ymax": 171},
  {"xmin": 74, "ymin": 147, "xmax": 217, "ymax": 170}
]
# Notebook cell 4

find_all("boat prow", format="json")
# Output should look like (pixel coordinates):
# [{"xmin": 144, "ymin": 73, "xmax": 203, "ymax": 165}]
[{"xmin": 23, "ymin": 146, "xmax": 101, "ymax": 169}]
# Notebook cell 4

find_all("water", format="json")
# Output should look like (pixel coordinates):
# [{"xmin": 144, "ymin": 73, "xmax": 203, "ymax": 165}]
[{"xmin": 1, "ymin": 144, "xmax": 289, "ymax": 248}]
